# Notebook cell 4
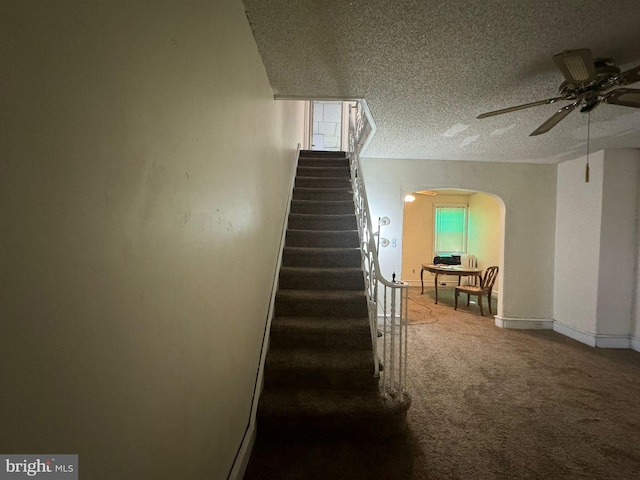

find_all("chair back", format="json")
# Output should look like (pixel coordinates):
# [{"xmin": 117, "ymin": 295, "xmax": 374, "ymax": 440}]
[{"xmin": 480, "ymin": 266, "xmax": 499, "ymax": 293}]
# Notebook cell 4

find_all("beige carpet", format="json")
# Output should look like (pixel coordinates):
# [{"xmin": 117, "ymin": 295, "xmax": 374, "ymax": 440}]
[{"xmin": 244, "ymin": 287, "xmax": 640, "ymax": 479}]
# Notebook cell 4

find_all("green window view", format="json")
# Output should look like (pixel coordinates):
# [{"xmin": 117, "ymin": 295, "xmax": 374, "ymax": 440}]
[{"xmin": 434, "ymin": 206, "xmax": 467, "ymax": 254}]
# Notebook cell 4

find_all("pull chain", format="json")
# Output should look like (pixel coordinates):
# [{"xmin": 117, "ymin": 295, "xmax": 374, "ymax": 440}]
[{"xmin": 585, "ymin": 112, "xmax": 590, "ymax": 183}]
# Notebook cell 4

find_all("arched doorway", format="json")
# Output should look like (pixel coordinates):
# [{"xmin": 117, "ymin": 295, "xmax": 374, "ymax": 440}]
[{"xmin": 401, "ymin": 188, "xmax": 505, "ymax": 318}]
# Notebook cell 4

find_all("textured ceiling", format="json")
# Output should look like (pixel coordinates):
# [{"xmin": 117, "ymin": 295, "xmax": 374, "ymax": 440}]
[{"xmin": 242, "ymin": 0, "xmax": 640, "ymax": 163}]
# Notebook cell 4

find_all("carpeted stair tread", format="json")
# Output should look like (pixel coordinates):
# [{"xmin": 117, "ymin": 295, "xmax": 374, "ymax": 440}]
[
  {"xmin": 283, "ymin": 246, "xmax": 360, "ymax": 254},
  {"xmin": 289, "ymin": 213, "xmax": 356, "ymax": 220},
  {"xmin": 295, "ymin": 176, "xmax": 351, "ymax": 188},
  {"xmin": 279, "ymin": 266, "xmax": 363, "ymax": 275},
  {"xmin": 256, "ymin": 388, "xmax": 411, "ymax": 438},
  {"xmin": 270, "ymin": 316, "xmax": 371, "ymax": 350},
  {"xmin": 265, "ymin": 349, "xmax": 377, "ymax": 390},
  {"xmin": 276, "ymin": 289, "xmax": 367, "ymax": 302},
  {"xmin": 290, "ymin": 199, "xmax": 355, "ymax": 215},
  {"xmin": 285, "ymin": 229, "xmax": 359, "ymax": 248},
  {"xmin": 297, "ymin": 165, "xmax": 350, "ymax": 177},
  {"xmin": 266, "ymin": 348, "xmax": 374, "ymax": 370},
  {"xmin": 293, "ymin": 187, "xmax": 353, "ymax": 201},
  {"xmin": 275, "ymin": 289, "xmax": 368, "ymax": 318},
  {"xmin": 282, "ymin": 246, "xmax": 361, "ymax": 268},
  {"xmin": 300, "ymin": 149, "xmax": 346, "ymax": 154},
  {"xmin": 278, "ymin": 266, "xmax": 365, "ymax": 290},
  {"xmin": 259, "ymin": 388, "xmax": 409, "ymax": 418},
  {"xmin": 288, "ymin": 213, "xmax": 357, "ymax": 230},
  {"xmin": 271, "ymin": 315, "xmax": 370, "ymax": 333}
]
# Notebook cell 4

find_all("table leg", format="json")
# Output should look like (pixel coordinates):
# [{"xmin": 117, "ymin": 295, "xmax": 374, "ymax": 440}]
[
  {"xmin": 434, "ymin": 273, "xmax": 439, "ymax": 304},
  {"xmin": 420, "ymin": 267, "xmax": 424, "ymax": 294}
]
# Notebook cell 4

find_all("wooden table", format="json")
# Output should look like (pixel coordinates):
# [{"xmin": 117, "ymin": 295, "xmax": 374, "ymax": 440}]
[{"xmin": 421, "ymin": 264, "xmax": 483, "ymax": 303}]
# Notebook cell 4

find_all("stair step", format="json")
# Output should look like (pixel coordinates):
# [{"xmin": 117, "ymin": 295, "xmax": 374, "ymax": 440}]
[
  {"xmin": 297, "ymin": 165, "xmax": 350, "ymax": 178},
  {"xmin": 269, "ymin": 316, "xmax": 371, "ymax": 350},
  {"xmin": 300, "ymin": 150, "xmax": 346, "ymax": 158},
  {"xmin": 264, "ymin": 349, "xmax": 377, "ymax": 390},
  {"xmin": 298, "ymin": 158, "xmax": 349, "ymax": 168},
  {"xmin": 288, "ymin": 213, "xmax": 357, "ymax": 231},
  {"xmin": 278, "ymin": 266, "xmax": 365, "ymax": 290},
  {"xmin": 293, "ymin": 187, "xmax": 352, "ymax": 201},
  {"xmin": 285, "ymin": 229, "xmax": 359, "ymax": 248},
  {"xmin": 275, "ymin": 289, "xmax": 368, "ymax": 317},
  {"xmin": 257, "ymin": 388, "xmax": 411, "ymax": 438},
  {"xmin": 295, "ymin": 176, "xmax": 351, "ymax": 189},
  {"xmin": 290, "ymin": 200, "xmax": 355, "ymax": 215},
  {"xmin": 282, "ymin": 247, "xmax": 361, "ymax": 267}
]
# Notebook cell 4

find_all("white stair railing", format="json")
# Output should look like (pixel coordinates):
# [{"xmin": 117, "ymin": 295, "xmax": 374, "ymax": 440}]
[{"xmin": 348, "ymin": 101, "xmax": 410, "ymax": 396}]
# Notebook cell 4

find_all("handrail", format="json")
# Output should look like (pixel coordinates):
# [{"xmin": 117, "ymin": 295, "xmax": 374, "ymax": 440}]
[{"xmin": 347, "ymin": 101, "xmax": 410, "ymax": 396}]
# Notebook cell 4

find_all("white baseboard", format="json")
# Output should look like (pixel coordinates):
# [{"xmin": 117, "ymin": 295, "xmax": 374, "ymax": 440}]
[
  {"xmin": 553, "ymin": 320, "xmax": 636, "ymax": 349},
  {"xmin": 494, "ymin": 316, "xmax": 553, "ymax": 329},
  {"xmin": 553, "ymin": 320, "xmax": 596, "ymax": 346},
  {"xmin": 594, "ymin": 334, "xmax": 631, "ymax": 349}
]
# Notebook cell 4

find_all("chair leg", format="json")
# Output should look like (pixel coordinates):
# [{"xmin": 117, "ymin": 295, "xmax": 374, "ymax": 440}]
[
  {"xmin": 478, "ymin": 295, "xmax": 484, "ymax": 316},
  {"xmin": 454, "ymin": 289, "xmax": 459, "ymax": 310},
  {"xmin": 466, "ymin": 294, "xmax": 470, "ymax": 307},
  {"xmin": 488, "ymin": 294, "xmax": 492, "ymax": 315}
]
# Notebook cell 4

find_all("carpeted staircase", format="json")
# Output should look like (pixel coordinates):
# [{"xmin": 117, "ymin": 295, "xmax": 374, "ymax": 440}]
[{"xmin": 256, "ymin": 150, "xmax": 410, "ymax": 439}]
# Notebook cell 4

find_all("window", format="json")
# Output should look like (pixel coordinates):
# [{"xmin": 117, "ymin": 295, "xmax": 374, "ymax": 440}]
[{"xmin": 434, "ymin": 205, "xmax": 467, "ymax": 255}]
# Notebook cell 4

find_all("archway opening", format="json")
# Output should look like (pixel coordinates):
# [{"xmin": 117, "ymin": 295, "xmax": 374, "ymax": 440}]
[{"xmin": 401, "ymin": 188, "xmax": 505, "ymax": 318}]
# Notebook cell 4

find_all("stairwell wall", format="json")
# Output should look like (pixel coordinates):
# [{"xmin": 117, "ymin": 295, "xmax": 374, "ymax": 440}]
[{"xmin": 1, "ymin": 1, "xmax": 304, "ymax": 479}]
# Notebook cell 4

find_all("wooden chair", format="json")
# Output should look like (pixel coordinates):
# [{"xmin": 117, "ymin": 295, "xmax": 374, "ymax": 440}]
[{"xmin": 454, "ymin": 266, "xmax": 499, "ymax": 316}]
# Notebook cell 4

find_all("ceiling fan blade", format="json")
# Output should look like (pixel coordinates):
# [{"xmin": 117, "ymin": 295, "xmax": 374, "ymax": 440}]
[
  {"xmin": 553, "ymin": 49, "xmax": 596, "ymax": 84},
  {"xmin": 529, "ymin": 101, "xmax": 580, "ymax": 136},
  {"xmin": 603, "ymin": 88, "xmax": 640, "ymax": 108},
  {"xmin": 477, "ymin": 97, "xmax": 563, "ymax": 119},
  {"xmin": 616, "ymin": 65, "xmax": 640, "ymax": 86}
]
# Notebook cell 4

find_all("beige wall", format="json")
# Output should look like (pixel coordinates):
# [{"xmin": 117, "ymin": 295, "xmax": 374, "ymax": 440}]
[
  {"xmin": 0, "ymin": 1, "xmax": 304, "ymax": 478},
  {"xmin": 468, "ymin": 193, "xmax": 503, "ymax": 292}
]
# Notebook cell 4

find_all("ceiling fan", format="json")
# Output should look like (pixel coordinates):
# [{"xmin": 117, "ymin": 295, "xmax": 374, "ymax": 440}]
[{"xmin": 477, "ymin": 49, "xmax": 640, "ymax": 136}]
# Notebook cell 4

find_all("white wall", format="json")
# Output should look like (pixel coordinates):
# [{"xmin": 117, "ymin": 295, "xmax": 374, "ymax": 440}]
[
  {"xmin": 554, "ymin": 149, "xmax": 639, "ymax": 348},
  {"xmin": 553, "ymin": 152, "xmax": 604, "ymax": 337},
  {"xmin": 0, "ymin": 1, "xmax": 305, "ymax": 478},
  {"xmin": 362, "ymin": 158, "xmax": 556, "ymax": 322}
]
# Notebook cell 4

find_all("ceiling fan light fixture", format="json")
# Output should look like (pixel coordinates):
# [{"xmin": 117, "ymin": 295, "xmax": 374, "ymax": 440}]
[{"xmin": 564, "ymin": 56, "xmax": 590, "ymax": 81}]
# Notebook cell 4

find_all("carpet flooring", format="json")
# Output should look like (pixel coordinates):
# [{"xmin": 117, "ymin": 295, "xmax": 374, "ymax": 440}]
[{"xmin": 244, "ymin": 286, "xmax": 640, "ymax": 479}]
